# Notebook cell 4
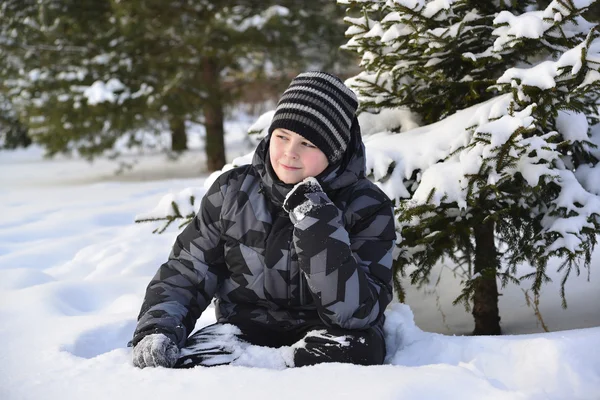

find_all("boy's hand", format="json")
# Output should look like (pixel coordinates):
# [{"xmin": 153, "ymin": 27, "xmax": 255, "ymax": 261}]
[
  {"xmin": 283, "ymin": 177, "xmax": 325, "ymax": 214},
  {"xmin": 132, "ymin": 333, "xmax": 179, "ymax": 368}
]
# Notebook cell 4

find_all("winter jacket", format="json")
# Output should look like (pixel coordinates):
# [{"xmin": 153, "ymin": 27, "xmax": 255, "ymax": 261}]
[{"xmin": 132, "ymin": 123, "xmax": 396, "ymax": 348}]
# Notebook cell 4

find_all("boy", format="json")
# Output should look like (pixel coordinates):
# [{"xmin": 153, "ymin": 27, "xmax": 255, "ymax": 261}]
[{"xmin": 131, "ymin": 71, "xmax": 396, "ymax": 368}]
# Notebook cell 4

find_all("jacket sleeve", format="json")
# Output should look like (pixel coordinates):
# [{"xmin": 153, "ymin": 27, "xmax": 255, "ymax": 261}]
[
  {"xmin": 290, "ymin": 187, "xmax": 396, "ymax": 330},
  {"xmin": 132, "ymin": 178, "xmax": 227, "ymax": 348}
]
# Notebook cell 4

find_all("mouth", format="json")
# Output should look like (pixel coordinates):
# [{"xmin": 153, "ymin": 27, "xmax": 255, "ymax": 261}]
[{"xmin": 280, "ymin": 163, "xmax": 301, "ymax": 171}]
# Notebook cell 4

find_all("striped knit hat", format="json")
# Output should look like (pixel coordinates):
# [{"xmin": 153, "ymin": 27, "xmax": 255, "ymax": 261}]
[{"xmin": 268, "ymin": 71, "xmax": 358, "ymax": 164}]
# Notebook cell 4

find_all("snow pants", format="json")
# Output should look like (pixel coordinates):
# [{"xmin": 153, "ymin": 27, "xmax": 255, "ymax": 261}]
[{"xmin": 174, "ymin": 321, "xmax": 386, "ymax": 368}]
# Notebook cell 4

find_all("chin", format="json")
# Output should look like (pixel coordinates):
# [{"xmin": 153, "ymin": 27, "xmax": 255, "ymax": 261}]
[
  {"xmin": 276, "ymin": 171, "xmax": 302, "ymax": 184},
  {"xmin": 272, "ymin": 167, "xmax": 299, "ymax": 184},
  {"xmin": 281, "ymin": 176, "xmax": 302, "ymax": 185}
]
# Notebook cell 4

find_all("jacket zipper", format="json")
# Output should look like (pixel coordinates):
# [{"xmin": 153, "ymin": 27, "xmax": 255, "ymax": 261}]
[
  {"xmin": 290, "ymin": 238, "xmax": 305, "ymax": 306},
  {"xmin": 299, "ymin": 268, "xmax": 305, "ymax": 306}
]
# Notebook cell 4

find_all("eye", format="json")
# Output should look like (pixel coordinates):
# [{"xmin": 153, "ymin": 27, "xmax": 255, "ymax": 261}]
[
  {"xmin": 302, "ymin": 141, "xmax": 316, "ymax": 148},
  {"xmin": 276, "ymin": 134, "xmax": 289, "ymax": 141}
]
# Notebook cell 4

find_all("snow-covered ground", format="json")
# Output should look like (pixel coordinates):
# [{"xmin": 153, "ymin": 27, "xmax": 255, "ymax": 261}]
[{"xmin": 1, "ymin": 125, "xmax": 600, "ymax": 399}]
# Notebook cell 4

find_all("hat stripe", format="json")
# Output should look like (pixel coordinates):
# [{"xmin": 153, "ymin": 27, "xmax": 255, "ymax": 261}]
[
  {"xmin": 279, "ymin": 85, "xmax": 352, "ymax": 128},
  {"xmin": 290, "ymin": 78, "xmax": 357, "ymax": 116},
  {"xmin": 272, "ymin": 104, "xmax": 346, "ymax": 148},
  {"xmin": 295, "ymin": 71, "xmax": 357, "ymax": 104}
]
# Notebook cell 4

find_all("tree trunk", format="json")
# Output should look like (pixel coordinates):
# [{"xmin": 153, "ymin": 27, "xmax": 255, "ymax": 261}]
[
  {"xmin": 170, "ymin": 115, "xmax": 187, "ymax": 152},
  {"xmin": 201, "ymin": 58, "xmax": 226, "ymax": 171},
  {"xmin": 472, "ymin": 219, "xmax": 501, "ymax": 335}
]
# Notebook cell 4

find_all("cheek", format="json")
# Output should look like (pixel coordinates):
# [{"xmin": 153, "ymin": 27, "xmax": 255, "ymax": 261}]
[
  {"xmin": 304, "ymin": 152, "xmax": 329, "ymax": 174},
  {"xmin": 269, "ymin": 141, "xmax": 279, "ymax": 164}
]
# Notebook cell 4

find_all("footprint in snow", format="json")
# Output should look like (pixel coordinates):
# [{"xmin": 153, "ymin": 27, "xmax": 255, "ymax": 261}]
[{"xmin": 63, "ymin": 319, "xmax": 137, "ymax": 359}]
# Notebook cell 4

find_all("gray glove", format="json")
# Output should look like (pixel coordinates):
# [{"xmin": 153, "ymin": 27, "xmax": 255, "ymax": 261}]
[{"xmin": 132, "ymin": 333, "xmax": 180, "ymax": 368}]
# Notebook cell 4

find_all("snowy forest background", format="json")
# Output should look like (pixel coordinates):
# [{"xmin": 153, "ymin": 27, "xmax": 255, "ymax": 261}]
[
  {"xmin": 3, "ymin": 0, "xmax": 600, "ymax": 336},
  {"xmin": 2, "ymin": 1, "xmax": 600, "ymax": 399}
]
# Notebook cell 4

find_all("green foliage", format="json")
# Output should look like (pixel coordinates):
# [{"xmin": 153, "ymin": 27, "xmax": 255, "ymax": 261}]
[
  {"xmin": 1, "ymin": 0, "xmax": 153, "ymax": 159},
  {"xmin": 1, "ymin": 1, "xmax": 351, "ymax": 162},
  {"xmin": 341, "ymin": 0, "xmax": 530, "ymax": 123},
  {"xmin": 0, "ymin": 97, "xmax": 30, "ymax": 149},
  {"xmin": 343, "ymin": 0, "xmax": 600, "ymax": 315}
]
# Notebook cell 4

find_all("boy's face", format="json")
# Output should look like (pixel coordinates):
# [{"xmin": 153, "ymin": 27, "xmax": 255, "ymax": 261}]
[{"xmin": 269, "ymin": 128, "xmax": 329, "ymax": 184}]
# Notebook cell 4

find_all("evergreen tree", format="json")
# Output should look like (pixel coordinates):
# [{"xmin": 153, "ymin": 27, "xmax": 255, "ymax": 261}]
[
  {"xmin": 1, "ymin": 1, "xmax": 351, "ymax": 171},
  {"xmin": 341, "ymin": 0, "xmax": 600, "ymax": 334},
  {"xmin": 342, "ymin": 0, "xmax": 532, "ymax": 124},
  {"xmin": 1, "ymin": 0, "xmax": 151, "ymax": 160},
  {"xmin": 0, "ymin": 3, "xmax": 34, "ymax": 150},
  {"xmin": 109, "ymin": 0, "xmax": 351, "ymax": 170}
]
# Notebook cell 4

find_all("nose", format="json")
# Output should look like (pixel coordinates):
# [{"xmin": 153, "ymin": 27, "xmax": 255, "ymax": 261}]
[{"xmin": 284, "ymin": 142, "xmax": 299, "ymax": 159}]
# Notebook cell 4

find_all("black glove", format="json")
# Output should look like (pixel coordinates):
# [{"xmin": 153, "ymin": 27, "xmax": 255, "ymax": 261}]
[
  {"xmin": 283, "ymin": 177, "xmax": 325, "ymax": 214},
  {"xmin": 132, "ymin": 333, "xmax": 180, "ymax": 368}
]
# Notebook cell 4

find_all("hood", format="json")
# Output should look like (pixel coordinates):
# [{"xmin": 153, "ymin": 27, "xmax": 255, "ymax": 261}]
[{"xmin": 252, "ymin": 117, "xmax": 367, "ymax": 207}]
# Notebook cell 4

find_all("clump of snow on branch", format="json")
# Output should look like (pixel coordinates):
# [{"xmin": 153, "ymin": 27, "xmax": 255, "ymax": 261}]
[{"xmin": 81, "ymin": 79, "xmax": 154, "ymax": 106}]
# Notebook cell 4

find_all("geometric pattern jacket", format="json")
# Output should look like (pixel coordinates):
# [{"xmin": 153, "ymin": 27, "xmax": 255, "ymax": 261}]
[{"xmin": 132, "ymin": 124, "xmax": 396, "ymax": 348}]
